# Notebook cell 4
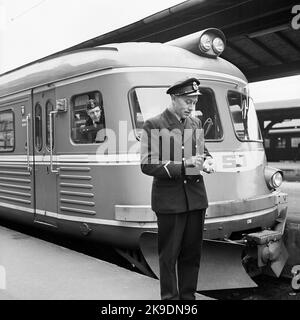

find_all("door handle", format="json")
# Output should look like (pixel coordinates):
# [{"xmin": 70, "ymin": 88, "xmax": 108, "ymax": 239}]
[
  {"xmin": 49, "ymin": 110, "xmax": 59, "ymax": 174},
  {"xmin": 26, "ymin": 114, "xmax": 32, "ymax": 173}
]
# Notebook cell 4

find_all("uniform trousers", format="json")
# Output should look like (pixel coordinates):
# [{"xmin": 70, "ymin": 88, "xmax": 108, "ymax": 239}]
[{"xmin": 156, "ymin": 209, "xmax": 206, "ymax": 300}]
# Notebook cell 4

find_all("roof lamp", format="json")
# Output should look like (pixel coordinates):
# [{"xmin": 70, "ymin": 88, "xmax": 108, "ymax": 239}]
[
  {"xmin": 198, "ymin": 28, "xmax": 226, "ymax": 58},
  {"xmin": 212, "ymin": 37, "xmax": 225, "ymax": 54},
  {"xmin": 199, "ymin": 34, "xmax": 212, "ymax": 52}
]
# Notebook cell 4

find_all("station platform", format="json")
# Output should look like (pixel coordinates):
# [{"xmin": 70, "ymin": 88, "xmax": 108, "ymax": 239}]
[{"xmin": 0, "ymin": 226, "xmax": 212, "ymax": 300}]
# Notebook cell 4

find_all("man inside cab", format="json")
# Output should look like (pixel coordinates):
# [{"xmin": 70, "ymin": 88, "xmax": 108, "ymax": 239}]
[{"xmin": 80, "ymin": 99, "xmax": 105, "ymax": 143}]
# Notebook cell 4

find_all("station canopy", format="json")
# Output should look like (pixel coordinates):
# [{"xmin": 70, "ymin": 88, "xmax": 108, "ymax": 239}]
[
  {"xmin": 255, "ymin": 98, "xmax": 300, "ymax": 132},
  {"xmin": 58, "ymin": 0, "xmax": 300, "ymax": 83},
  {"xmin": 256, "ymin": 98, "xmax": 300, "ymax": 121}
]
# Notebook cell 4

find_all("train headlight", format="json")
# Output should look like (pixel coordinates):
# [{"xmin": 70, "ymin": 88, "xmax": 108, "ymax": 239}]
[
  {"xmin": 264, "ymin": 166, "xmax": 283, "ymax": 190},
  {"xmin": 167, "ymin": 27, "xmax": 226, "ymax": 59},
  {"xmin": 197, "ymin": 28, "xmax": 226, "ymax": 58},
  {"xmin": 212, "ymin": 37, "xmax": 225, "ymax": 54},
  {"xmin": 200, "ymin": 34, "xmax": 212, "ymax": 52},
  {"xmin": 271, "ymin": 172, "xmax": 283, "ymax": 188}
]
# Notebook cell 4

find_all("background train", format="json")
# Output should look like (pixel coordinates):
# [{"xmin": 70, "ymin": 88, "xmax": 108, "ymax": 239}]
[
  {"xmin": 255, "ymin": 98, "xmax": 300, "ymax": 162},
  {"xmin": 0, "ymin": 28, "xmax": 288, "ymax": 290},
  {"xmin": 264, "ymin": 120, "xmax": 300, "ymax": 161}
]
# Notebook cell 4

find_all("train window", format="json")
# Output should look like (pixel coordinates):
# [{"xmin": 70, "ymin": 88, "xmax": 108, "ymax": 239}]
[
  {"xmin": 129, "ymin": 87, "xmax": 169, "ymax": 138},
  {"xmin": 46, "ymin": 100, "xmax": 54, "ymax": 150},
  {"xmin": 70, "ymin": 91, "xmax": 106, "ymax": 144},
  {"xmin": 129, "ymin": 87, "xmax": 223, "ymax": 140},
  {"xmin": 0, "ymin": 110, "xmax": 15, "ymax": 152},
  {"xmin": 264, "ymin": 138, "xmax": 270, "ymax": 149},
  {"xmin": 275, "ymin": 137, "xmax": 287, "ymax": 148},
  {"xmin": 195, "ymin": 88, "xmax": 223, "ymax": 140},
  {"xmin": 227, "ymin": 91, "xmax": 262, "ymax": 142},
  {"xmin": 34, "ymin": 103, "xmax": 43, "ymax": 151},
  {"xmin": 292, "ymin": 137, "xmax": 300, "ymax": 148}
]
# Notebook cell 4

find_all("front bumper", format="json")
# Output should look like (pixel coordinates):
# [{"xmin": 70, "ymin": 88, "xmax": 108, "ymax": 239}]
[
  {"xmin": 204, "ymin": 191, "xmax": 288, "ymax": 239},
  {"xmin": 115, "ymin": 191, "xmax": 288, "ymax": 240}
]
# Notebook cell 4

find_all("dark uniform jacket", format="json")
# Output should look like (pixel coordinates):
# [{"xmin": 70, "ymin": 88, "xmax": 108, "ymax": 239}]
[
  {"xmin": 140, "ymin": 108, "xmax": 211, "ymax": 214},
  {"xmin": 81, "ymin": 117, "xmax": 105, "ymax": 142}
]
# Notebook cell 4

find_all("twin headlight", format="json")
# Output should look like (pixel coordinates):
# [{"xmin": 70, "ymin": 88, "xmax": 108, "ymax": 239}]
[
  {"xmin": 264, "ymin": 166, "xmax": 283, "ymax": 189},
  {"xmin": 198, "ymin": 28, "xmax": 226, "ymax": 57},
  {"xmin": 166, "ymin": 27, "xmax": 226, "ymax": 59}
]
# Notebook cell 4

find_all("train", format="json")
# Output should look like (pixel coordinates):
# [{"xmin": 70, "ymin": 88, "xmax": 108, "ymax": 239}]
[
  {"xmin": 0, "ymin": 28, "xmax": 288, "ymax": 291},
  {"xmin": 264, "ymin": 120, "xmax": 300, "ymax": 161}
]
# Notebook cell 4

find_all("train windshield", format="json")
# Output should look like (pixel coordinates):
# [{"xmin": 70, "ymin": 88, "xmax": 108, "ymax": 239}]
[
  {"xmin": 130, "ymin": 87, "xmax": 223, "ymax": 140},
  {"xmin": 227, "ymin": 90, "xmax": 262, "ymax": 142}
]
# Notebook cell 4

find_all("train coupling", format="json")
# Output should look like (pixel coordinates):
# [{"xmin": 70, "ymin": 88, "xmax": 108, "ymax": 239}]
[
  {"xmin": 242, "ymin": 193, "xmax": 289, "ymax": 277},
  {"xmin": 243, "ymin": 230, "xmax": 288, "ymax": 277}
]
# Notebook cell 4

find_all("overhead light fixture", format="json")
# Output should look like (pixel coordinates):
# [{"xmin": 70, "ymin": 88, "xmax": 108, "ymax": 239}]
[
  {"xmin": 167, "ymin": 28, "xmax": 226, "ymax": 58},
  {"xmin": 248, "ymin": 24, "xmax": 290, "ymax": 38},
  {"xmin": 198, "ymin": 28, "xmax": 226, "ymax": 58}
]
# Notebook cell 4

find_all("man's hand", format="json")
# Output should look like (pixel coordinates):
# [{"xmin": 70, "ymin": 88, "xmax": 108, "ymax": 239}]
[
  {"xmin": 184, "ymin": 155, "xmax": 205, "ymax": 170},
  {"xmin": 203, "ymin": 157, "xmax": 215, "ymax": 173},
  {"xmin": 80, "ymin": 125, "xmax": 98, "ymax": 134},
  {"xmin": 79, "ymin": 125, "xmax": 86, "ymax": 133}
]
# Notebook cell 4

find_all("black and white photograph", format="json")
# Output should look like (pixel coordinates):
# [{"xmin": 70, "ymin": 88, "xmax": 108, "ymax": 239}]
[{"xmin": 0, "ymin": 0, "xmax": 300, "ymax": 311}]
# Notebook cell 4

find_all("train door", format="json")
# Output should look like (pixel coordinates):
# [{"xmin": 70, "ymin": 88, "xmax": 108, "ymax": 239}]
[{"xmin": 32, "ymin": 88, "xmax": 58, "ymax": 227}]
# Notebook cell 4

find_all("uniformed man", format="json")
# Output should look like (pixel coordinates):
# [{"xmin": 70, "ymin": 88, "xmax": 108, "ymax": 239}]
[
  {"xmin": 80, "ymin": 99, "xmax": 105, "ymax": 143},
  {"xmin": 140, "ymin": 77, "xmax": 215, "ymax": 300}
]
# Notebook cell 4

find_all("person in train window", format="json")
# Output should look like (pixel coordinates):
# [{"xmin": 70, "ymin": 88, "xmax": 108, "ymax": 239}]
[
  {"xmin": 140, "ymin": 77, "xmax": 215, "ymax": 300},
  {"xmin": 80, "ymin": 99, "xmax": 105, "ymax": 143}
]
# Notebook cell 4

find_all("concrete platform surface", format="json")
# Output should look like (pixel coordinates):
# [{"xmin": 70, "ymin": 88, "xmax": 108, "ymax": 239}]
[{"xmin": 0, "ymin": 226, "xmax": 212, "ymax": 300}]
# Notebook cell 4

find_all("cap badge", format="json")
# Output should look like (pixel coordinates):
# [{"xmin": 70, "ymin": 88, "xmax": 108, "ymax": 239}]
[{"xmin": 192, "ymin": 82, "xmax": 199, "ymax": 91}]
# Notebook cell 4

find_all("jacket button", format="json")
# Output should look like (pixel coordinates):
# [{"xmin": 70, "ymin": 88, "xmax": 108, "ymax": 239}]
[
  {"xmin": 196, "ymin": 179, "xmax": 200, "ymax": 183},
  {"xmin": 184, "ymin": 180, "xmax": 187, "ymax": 184}
]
